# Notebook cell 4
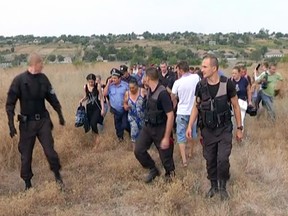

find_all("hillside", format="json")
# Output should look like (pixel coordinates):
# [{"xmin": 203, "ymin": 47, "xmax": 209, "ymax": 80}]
[
  {"xmin": 0, "ymin": 63, "xmax": 287, "ymax": 216},
  {"xmin": 2, "ymin": 31, "xmax": 288, "ymax": 68}
]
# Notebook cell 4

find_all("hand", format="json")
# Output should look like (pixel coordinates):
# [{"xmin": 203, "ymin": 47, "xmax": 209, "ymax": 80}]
[
  {"xmin": 59, "ymin": 114, "xmax": 65, "ymax": 126},
  {"xmin": 160, "ymin": 137, "xmax": 170, "ymax": 150},
  {"xmin": 9, "ymin": 125, "xmax": 17, "ymax": 138},
  {"xmin": 186, "ymin": 128, "xmax": 192, "ymax": 139},
  {"xmin": 123, "ymin": 104, "xmax": 130, "ymax": 111},
  {"xmin": 101, "ymin": 109, "xmax": 105, "ymax": 116},
  {"xmin": 236, "ymin": 130, "xmax": 243, "ymax": 142},
  {"xmin": 108, "ymin": 78, "xmax": 113, "ymax": 85}
]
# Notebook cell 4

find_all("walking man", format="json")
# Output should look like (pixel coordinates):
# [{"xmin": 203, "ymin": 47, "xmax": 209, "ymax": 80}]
[
  {"xmin": 134, "ymin": 67, "xmax": 175, "ymax": 183},
  {"xmin": 186, "ymin": 54, "xmax": 243, "ymax": 200}
]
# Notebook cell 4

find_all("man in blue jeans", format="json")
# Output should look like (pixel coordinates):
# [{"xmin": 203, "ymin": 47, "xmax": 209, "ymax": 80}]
[
  {"xmin": 255, "ymin": 63, "xmax": 283, "ymax": 121},
  {"xmin": 103, "ymin": 68, "xmax": 130, "ymax": 141}
]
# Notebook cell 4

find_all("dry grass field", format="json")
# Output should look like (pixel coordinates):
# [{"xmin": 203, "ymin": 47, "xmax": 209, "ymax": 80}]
[{"xmin": 0, "ymin": 62, "xmax": 287, "ymax": 216}]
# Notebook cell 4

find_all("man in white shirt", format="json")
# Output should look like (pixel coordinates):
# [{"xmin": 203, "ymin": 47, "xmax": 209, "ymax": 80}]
[{"xmin": 171, "ymin": 61, "xmax": 200, "ymax": 167}]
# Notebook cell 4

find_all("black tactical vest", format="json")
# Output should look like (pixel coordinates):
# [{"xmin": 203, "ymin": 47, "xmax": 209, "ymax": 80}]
[
  {"xmin": 145, "ymin": 85, "xmax": 167, "ymax": 126},
  {"xmin": 197, "ymin": 76, "xmax": 232, "ymax": 129}
]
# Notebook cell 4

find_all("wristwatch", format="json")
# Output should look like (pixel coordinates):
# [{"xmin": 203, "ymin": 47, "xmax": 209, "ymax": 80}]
[{"xmin": 237, "ymin": 126, "xmax": 243, "ymax": 131}]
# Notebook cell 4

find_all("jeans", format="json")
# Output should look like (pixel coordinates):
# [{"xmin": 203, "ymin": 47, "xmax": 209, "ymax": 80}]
[{"xmin": 259, "ymin": 91, "xmax": 275, "ymax": 121}]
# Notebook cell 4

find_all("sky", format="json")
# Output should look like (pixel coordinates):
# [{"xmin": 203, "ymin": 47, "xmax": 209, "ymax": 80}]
[{"xmin": 1, "ymin": 0, "xmax": 287, "ymax": 37}]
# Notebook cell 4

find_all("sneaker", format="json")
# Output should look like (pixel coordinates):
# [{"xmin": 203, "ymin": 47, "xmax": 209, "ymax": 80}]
[{"xmin": 144, "ymin": 167, "xmax": 160, "ymax": 183}]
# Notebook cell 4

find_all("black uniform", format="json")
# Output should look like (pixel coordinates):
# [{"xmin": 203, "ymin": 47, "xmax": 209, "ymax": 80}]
[
  {"xmin": 134, "ymin": 84, "xmax": 175, "ymax": 177},
  {"xmin": 196, "ymin": 76, "xmax": 236, "ymax": 181},
  {"xmin": 6, "ymin": 70, "xmax": 65, "ymax": 182}
]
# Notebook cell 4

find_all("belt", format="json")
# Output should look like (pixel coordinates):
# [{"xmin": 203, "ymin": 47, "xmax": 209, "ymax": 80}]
[{"xmin": 25, "ymin": 113, "xmax": 48, "ymax": 121}]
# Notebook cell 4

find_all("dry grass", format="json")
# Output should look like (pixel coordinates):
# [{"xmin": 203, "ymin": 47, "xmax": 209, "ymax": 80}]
[{"xmin": 0, "ymin": 63, "xmax": 287, "ymax": 216}]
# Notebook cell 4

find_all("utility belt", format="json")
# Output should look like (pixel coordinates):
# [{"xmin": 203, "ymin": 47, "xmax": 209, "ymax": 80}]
[{"xmin": 17, "ymin": 112, "xmax": 49, "ymax": 123}]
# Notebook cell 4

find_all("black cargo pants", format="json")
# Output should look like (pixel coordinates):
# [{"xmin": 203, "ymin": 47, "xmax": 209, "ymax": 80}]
[
  {"xmin": 134, "ymin": 124, "xmax": 175, "ymax": 173},
  {"xmin": 201, "ymin": 124, "xmax": 233, "ymax": 181},
  {"xmin": 18, "ymin": 117, "xmax": 61, "ymax": 181}
]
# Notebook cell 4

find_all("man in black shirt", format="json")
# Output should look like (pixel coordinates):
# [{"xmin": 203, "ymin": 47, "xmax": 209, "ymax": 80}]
[
  {"xmin": 5, "ymin": 53, "xmax": 65, "ymax": 190},
  {"xmin": 134, "ymin": 67, "xmax": 175, "ymax": 183},
  {"xmin": 186, "ymin": 54, "xmax": 243, "ymax": 200},
  {"xmin": 158, "ymin": 62, "xmax": 176, "ymax": 94}
]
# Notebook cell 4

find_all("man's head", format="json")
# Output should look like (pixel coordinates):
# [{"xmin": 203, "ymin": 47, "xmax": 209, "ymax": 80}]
[
  {"xmin": 231, "ymin": 66, "xmax": 241, "ymax": 80},
  {"xmin": 189, "ymin": 66, "xmax": 195, "ymax": 73},
  {"xmin": 28, "ymin": 52, "xmax": 43, "ymax": 73},
  {"xmin": 120, "ymin": 65, "xmax": 129, "ymax": 78},
  {"xmin": 201, "ymin": 54, "xmax": 219, "ymax": 78},
  {"xmin": 269, "ymin": 63, "xmax": 277, "ymax": 74},
  {"xmin": 110, "ymin": 68, "xmax": 122, "ymax": 85},
  {"xmin": 144, "ymin": 67, "xmax": 159, "ymax": 87},
  {"xmin": 262, "ymin": 61, "xmax": 269, "ymax": 71},
  {"xmin": 239, "ymin": 65, "xmax": 247, "ymax": 77},
  {"xmin": 176, "ymin": 61, "xmax": 189, "ymax": 76},
  {"xmin": 137, "ymin": 65, "xmax": 143, "ymax": 76},
  {"xmin": 160, "ymin": 62, "xmax": 168, "ymax": 74}
]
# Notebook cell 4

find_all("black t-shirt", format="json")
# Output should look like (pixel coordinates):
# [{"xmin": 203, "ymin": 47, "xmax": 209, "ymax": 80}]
[
  {"xmin": 159, "ymin": 71, "xmax": 176, "ymax": 89},
  {"xmin": 195, "ymin": 78, "xmax": 236, "ymax": 100},
  {"xmin": 150, "ymin": 85, "xmax": 173, "ymax": 114}
]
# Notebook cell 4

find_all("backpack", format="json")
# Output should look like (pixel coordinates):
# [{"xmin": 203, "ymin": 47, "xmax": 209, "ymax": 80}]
[
  {"xmin": 75, "ymin": 104, "xmax": 90, "ymax": 132},
  {"xmin": 75, "ymin": 104, "xmax": 86, "ymax": 127}
]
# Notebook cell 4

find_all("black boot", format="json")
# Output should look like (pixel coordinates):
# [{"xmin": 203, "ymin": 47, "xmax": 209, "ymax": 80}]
[
  {"xmin": 144, "ymin": 167, "xmax": 160, "ymax": 183},
  {"xmin": 164, "ymin": 170, "xmax": 175, "ymax": 183},
  {"xmin": 219, "ymin": 180, "xmax": 229, "ymax": 200},
  {"xmin": 54, "ymin": 171, "xmax": 65, "ymax": 191},
  {"xmin": 24, "ymin": 180, "xmax": 32, "ymax": 191},
  {"xmin": 206, "ymin": 180, "xmax": 218, "ymax": 198}
]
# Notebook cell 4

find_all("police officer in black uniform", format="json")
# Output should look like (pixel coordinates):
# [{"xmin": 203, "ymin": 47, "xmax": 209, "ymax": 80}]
[
  {"xmin": 134, "ymin": 67, "xmax": 175, "ymax": 183},
  {"xmin": 5, "ymin": 53, "xmax": 65, "ymax": 190},
  {"xmin": 186, "ymin": 54, "xmax": 243, "ymax": 200}
]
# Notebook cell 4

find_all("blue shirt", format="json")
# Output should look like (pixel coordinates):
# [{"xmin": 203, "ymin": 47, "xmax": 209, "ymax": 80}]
[
  {"xmin": 232, "ymin": 77, "xmax": 249, "ymax": 100},
  {"xmin": 108, "ymin": 81, "xmax": 129, "ymax": 112}
]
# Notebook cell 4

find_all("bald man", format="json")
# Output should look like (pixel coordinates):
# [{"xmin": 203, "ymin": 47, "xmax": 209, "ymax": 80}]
[{"xmin": 6, "ymin": 52, "xmax": 65, "ymax": 191}]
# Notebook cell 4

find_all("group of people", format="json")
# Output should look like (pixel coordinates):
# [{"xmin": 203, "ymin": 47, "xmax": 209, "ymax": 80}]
[{"xmin": 5, "ymin": 52, "xmax": 283, "ymax": 201}]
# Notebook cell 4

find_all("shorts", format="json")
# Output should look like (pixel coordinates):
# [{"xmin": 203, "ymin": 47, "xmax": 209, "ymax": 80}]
[{"xmin": 176, "ymin": 115, "xmax": 197, "ymax": 144}]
